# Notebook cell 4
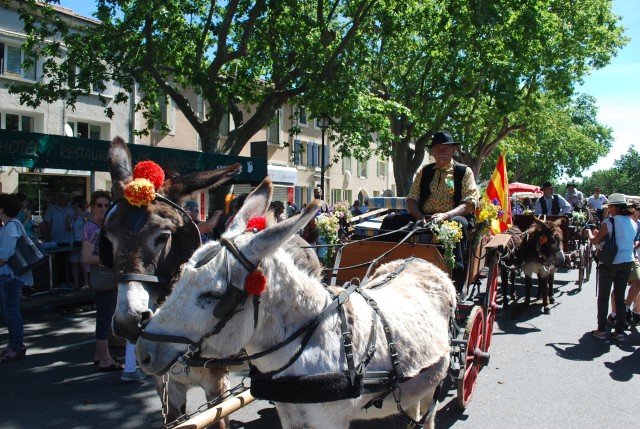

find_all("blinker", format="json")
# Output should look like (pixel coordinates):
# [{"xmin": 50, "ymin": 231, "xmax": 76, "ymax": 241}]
[{"xmin": 213, "ymin": 286, "xmax": 246, "ymax": 319}]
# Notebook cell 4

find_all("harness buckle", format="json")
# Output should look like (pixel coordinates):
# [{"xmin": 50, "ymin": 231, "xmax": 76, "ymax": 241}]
[{"xmin": 342, "ymin": 332, "xmax": 353, "ymax": 348}]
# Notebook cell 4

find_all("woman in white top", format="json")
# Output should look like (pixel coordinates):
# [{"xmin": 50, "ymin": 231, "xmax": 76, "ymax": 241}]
[
  {"xmin": 0, "ymin": 193, "xmax": 33, "ymax": 362},
  {"xmin": 587, "ymin": 193, "xmax": 637, "ymax": 342}
]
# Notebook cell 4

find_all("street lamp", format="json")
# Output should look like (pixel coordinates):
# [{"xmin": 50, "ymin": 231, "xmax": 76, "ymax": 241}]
[{"xmin": 317, "ymin": 113, "xmax": 331, "ymax": 199}]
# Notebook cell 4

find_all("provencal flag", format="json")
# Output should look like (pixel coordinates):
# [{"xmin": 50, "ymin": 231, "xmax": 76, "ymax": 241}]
[{"xmin": 485, "ymin": 153, "xmax": 511, "ymax": 234}]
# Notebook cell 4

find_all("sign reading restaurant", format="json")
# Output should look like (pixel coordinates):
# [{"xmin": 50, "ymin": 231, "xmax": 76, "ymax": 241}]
[{"xmin": 0, "ymin": 130, "xmax": 266, "ymax": 183}]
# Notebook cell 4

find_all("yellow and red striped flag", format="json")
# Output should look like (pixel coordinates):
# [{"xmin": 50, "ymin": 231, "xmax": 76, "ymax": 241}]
[{"xmin": 485, "ymin": 153, "xmax": 511, "ymax": 234}]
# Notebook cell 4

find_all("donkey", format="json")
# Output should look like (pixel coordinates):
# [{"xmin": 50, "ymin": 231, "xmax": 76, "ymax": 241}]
[
  {"xmin": 136, "ymin": 178, "xmax": 456, "ymax": 429},
  {"xmin": 499, "ymin": 226, "xmax": 525, "ymax": 308},
  {"xmin": 103, "ymin": 137, "xmax": 242, "ymax": 428},
  {"xmin": 521, "ymin": 217, "xmax": 565, "ymax": 313}
]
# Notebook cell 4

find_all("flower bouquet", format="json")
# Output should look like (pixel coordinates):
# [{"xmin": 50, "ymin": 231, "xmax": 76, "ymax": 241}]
[
  {"xmin": 572, "ymin": 211, "xmax": 587, "ymax": 228},
  {"xmin": 314, "ymin": 212, "xmax": 341, "ymax": 266},
  {"xmin": 430, "ymin": 220, "xmax": 463, "ymax": 270},
  {"xmin": 475, "ymin": 196, "xmax": 504, "ymax": 237}
]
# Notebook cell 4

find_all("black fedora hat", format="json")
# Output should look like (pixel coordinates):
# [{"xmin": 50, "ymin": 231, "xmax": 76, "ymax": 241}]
[
  {"xmin": 566, "ymin": 182, "xmax": 577, "ymax": 187},
  {"xmin": 541, "ymin": 181, "xmax": 554, "ymax": 189},
  {"xmin": 428, "ymin": 131, "xmax": 460, "ymax": 148}
]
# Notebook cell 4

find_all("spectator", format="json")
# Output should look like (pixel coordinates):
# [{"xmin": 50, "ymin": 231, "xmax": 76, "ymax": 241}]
[
  {"xmin": 223, "ymin": 193, "xmax": 249, "ymax": 230},
  {"xmin": 82, "ymin": 190, "xmax": 122, "ymax": 372},
  {"xmin": 269, "ymin": 201, "xmax": 285, "ymax": 222},
  {"xmin": 534, "ymin": 182, "xmax": 572, "ymax": 215},
  {"xmin": 565, "ymin": 182, "xmax": 584, "ymax": 209},
  {"xmin": 360, "ymin": 199, "xmax": 370, "ymax": 214},
  {"xmin": 0, "ymin": 193, "xmax": 32, "ymax": 362},
  {"xmin": 587, "ymin": 187, "xmax": 608, "ymax": 221},
  {"xmin": 611, "ymin": 201, "xmax": 640, "ymax": 326},
  {"xmin": 586, "ymin": 193, "xmax": 636, "ymax": 342},
  {"xmin": 286, "ymin": 201, "xmax": 297, "ymax": 218},
  {"xmin": 522, "ymin": 197, "xmax": 534, "ymax": 211},
  {"xmin": 184, "ymin": 200, "xmax": 223, "ymax": 244},
  {"xmin": 68, "ymin": 195, "xmax": 88, "ymax": 289},
  {"xmin": 15, "ymin": 193, "xmax": 35, "ymax": 240},
  {"xmin": 43, "ymin": 192, "xmax": 74, "ymax": 286},
  {"xmin": 350, "ymin": 200, "xmax": 363, "ymax": 217},
  {"xmin": 313, "ymin": 188, "xmax": 330, "ymax": 213}
]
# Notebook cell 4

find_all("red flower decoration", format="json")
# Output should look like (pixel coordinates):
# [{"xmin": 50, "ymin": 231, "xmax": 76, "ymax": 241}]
[
  {"xmin": 539, "ymin": 235, "xmax": 548, "ymax": 245},
  {"xmin": 133, "ymin": 161, "xmax": 165, "ymax": 190},
  {"xmin": 247, "ymin": 216, "xmax": 267, "ymax": 232},
  {"xmin": 245, "ymin": 268, "xmax": 267, "ymax": 295}
]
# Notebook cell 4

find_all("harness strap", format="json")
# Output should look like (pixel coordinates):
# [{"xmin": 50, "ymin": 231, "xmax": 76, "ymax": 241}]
[{"xmin": 119, "ymin": 273, "xmax": 169, "ymax": 284}]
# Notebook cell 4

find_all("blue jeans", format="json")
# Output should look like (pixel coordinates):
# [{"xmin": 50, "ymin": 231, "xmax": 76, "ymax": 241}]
[{"xmin": 0, "ymin": 275, "xmax": 25, "ymax": 351}]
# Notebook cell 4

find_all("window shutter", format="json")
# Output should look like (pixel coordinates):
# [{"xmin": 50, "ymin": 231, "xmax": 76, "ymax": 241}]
[
  {"xmin": 294, "ymin": 140, "xmax": 301, "ymax": 165},
  {"xmin": 307, "ymin": 142, "xmax": 313, "ymax": 166}
]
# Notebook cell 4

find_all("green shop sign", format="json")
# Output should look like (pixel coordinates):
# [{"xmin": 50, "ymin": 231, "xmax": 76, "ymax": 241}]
[{"xmin": 0, "ymin": 130, "xmax": 266, "ymax": 183}]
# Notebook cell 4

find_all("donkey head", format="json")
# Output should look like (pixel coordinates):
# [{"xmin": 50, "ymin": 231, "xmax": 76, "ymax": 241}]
[
  {"xmin": 527, "ymin": 217, "xmax": 565, "ymax": 267},
  {"xmin": 104, "ymin": 137, "xmax": 242, "ymax": 341},
  {"xmin": 136, "ymin": 178, "xmax": 320, "ymax": 375}
]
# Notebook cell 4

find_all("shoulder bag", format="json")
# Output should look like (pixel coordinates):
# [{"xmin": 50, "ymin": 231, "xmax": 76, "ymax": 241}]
[
  {"xmin": 6, "ymin": 220, "xmax": 48, "ymax": 275},
  {"xmin": 599, "ymin": 217, "xmax": 618, "ymax": 265},
  {"xmin": 89, "ymin": 264, "xmax": 116, "ymax": 291}
]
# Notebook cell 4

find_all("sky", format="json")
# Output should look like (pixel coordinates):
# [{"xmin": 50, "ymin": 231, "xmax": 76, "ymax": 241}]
[{"xmin": 57, "ymin": 0, "xmax": 639, "ymax": 175}]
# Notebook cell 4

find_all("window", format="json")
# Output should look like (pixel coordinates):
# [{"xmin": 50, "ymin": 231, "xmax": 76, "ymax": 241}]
[
  {"xmin": 155, "ymin": 96, "xmax": 176, "ymax": 134},
  {"xmin": 297, "ymin": 106, "xmax": 308, "ymax": 126},
  {"xmin": 67, "ymin": 121, "xmax": 101, "ymax": 140},
  {"xmin": 357, "ymin": 160, "xmax": 368, "ymax": 178},
  {"xmin": 293, "ymin": 139, "xmax": 303, "ymax": 166},
  {"xmin": 377, "ymin": 160, "xmax": 388, "ymax": 178},
  {"xmin": 0, "ymin": 42, "xmax": 36, "ymax": 80},
  {"xmin": 2, "ymin": 113, "xmax": 34, "ymax": 132},
  {"xmin": 267, "ymin": 108, "xmax": 282, "ymax": 145},
  {"xmin": 344, "ymin": 190, "xmax": 352, "ymax": 203},
  {"xmin": 331, "ymin": 190, "xmax": 341, "ymax": 205},
  {"xmin": 342, "ymin": 156, "xmax": 351, "ymax": 173}
]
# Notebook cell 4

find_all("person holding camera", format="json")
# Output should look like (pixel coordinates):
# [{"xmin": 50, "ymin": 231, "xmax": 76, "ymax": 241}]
[{"xmin": 586, "ymin": 193, "xmax": 637, "ymax": 342}]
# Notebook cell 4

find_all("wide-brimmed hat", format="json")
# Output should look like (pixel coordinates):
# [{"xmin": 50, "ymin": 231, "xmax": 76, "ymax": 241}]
[
  {"xmin": 604, "ymin": 193, "xmax": 628, "ymax": 207},
  {"xmin": 428, "ymin": 131, "xmax": 459, "ymax": 148},
  {"xmin": 541, "ymin": 182, "xmax": 554, "ymax": 189}
]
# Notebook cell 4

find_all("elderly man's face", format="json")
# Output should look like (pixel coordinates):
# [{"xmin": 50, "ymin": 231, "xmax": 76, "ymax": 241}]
[
  {"xmin": 543, "ymin": 187, "xmax": 554, "ymax": 198},
  {"xmin": 432, "ymin": 144, "xmax": 457, "ymax": 168}
]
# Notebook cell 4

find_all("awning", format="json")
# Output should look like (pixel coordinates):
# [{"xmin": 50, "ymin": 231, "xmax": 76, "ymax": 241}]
[
  {"xmin": 0, "ymin": 130, "xmax": 266, "ymax": 183},
  {"xmin": 267, "ymin": 164, "xmax": 297, "ymax": 184}
]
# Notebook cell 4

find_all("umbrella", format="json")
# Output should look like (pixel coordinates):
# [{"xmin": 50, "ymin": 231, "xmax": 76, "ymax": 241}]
[{"xmin": 509, "ymin": 182, "xmax": 541, "ymax": 195}]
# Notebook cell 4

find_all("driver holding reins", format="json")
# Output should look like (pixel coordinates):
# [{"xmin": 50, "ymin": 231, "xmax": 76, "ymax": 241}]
[{"xmin": 405, "ymin": 131, "xmax": 479, "ymax": 290}]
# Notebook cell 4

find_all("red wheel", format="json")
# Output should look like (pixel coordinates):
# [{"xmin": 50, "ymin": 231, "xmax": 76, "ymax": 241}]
[
  {"xmin": 483, "ymin": 255, "xmax": 499, "ymax": 352},
  {"xmin": 457, "ymin": 306, "xmax": 487, "ymax": 409}
]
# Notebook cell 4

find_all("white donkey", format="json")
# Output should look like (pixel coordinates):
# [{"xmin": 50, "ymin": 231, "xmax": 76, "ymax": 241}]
[{"xmin": 137, "ymin": 178, "xmax": 456, "ymax": 429}]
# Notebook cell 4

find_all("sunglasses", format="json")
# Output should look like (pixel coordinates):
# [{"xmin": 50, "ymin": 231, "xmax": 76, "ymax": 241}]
[{"xmin": 95, "ymin": 203, "xmax": 110, "ymax": 208}]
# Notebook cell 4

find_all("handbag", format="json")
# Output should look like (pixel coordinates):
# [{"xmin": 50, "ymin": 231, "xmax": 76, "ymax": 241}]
[
  {"xmin": 89, "ymin": 264, "xmax": 116, "ymax": 291},
  {"xmin": 599, "ymin": 217, "xmax": 618, "ymax": 265},
  {"xmin": 6, "ymin": 220, "xmax": 47, "ymax": 275}
]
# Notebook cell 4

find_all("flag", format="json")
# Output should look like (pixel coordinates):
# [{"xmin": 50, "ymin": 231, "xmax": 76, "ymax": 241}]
[{"xmin": 485, "ymin": 153, "xmax": 511, "ymax": 234}]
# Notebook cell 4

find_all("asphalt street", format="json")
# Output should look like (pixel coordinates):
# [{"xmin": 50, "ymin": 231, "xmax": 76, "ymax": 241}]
[{"xmin": 1, "ymin": 264, "xmax": 638, "ymax": 428}]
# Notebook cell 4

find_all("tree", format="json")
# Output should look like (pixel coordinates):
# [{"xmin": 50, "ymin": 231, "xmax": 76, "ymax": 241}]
[
  {"xmin": 316, "ymin": 0, "xmax": 626, "ymax": 195},
  {"xmin": 581, "ymin": 147, "xmax": 640, "ymax": 196},
  {"xmin": 8, "ymin": 0, "xmax": 380, "ymax": 155},
  {"xmin": 480, "ymin": 94, "xmax": 613, "ymax": 185}
]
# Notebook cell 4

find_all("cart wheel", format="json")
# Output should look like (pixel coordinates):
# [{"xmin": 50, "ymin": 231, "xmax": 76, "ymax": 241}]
[
  {"xmin": 457, "ymin": 306, "xmax": 488, "ymax": 409},
  {"xmin": 483, "ymin": 255, "xmax": 499, "ymax": 352},
  {"xmin": 577, "ymin": 241, "xmax": 585, "ymax": 290}
]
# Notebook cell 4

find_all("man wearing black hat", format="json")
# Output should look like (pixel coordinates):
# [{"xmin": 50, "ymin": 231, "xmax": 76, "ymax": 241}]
[
  {"xmin": 565, "ymin": 182, "xmax": 584, "ymax": 210},
  {"xmin": 405, "ymin": 130, "xmax": 479, "ymax": 290},
  {"xmin": 534, "ymin": 182, "xmax": 572, "ymax": 215}
]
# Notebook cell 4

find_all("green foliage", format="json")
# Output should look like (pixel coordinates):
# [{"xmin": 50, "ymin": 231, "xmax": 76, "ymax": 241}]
[
  {"xmin": 479, "ymin": 93, "xmax": 613, "ymax": 185},
  {"xmin": 9, "ymin": 0, "xmax": 381, "ymax": 155},
  {"xmin": 581, "ymin": 147, "xmax": 640, "ymax": 196}
]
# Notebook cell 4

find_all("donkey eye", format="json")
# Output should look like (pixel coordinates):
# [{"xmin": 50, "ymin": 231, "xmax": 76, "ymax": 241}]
[{"xmin": 155, "ymin": 232, "xmax": 171, "ymax": 245}]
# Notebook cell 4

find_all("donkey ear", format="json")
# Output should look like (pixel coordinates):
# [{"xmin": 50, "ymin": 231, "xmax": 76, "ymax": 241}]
[
  {"xmin": 244, "ymin": 200, "xmax": 321, "ymax": 260},
  {"xmin": 158, "ymin": 163, "xmax": 242, "ymax": 202},
  {"xmin": 552, "ymin": 218, "xmax": 565, "ymax": 228},
  {"xmin": 226, "ymin": 178, "xmax": 273, "ymax": 235},
  {"xmin": 108, "ymin": 136, "xmax": 133, "ymax": 199}
]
